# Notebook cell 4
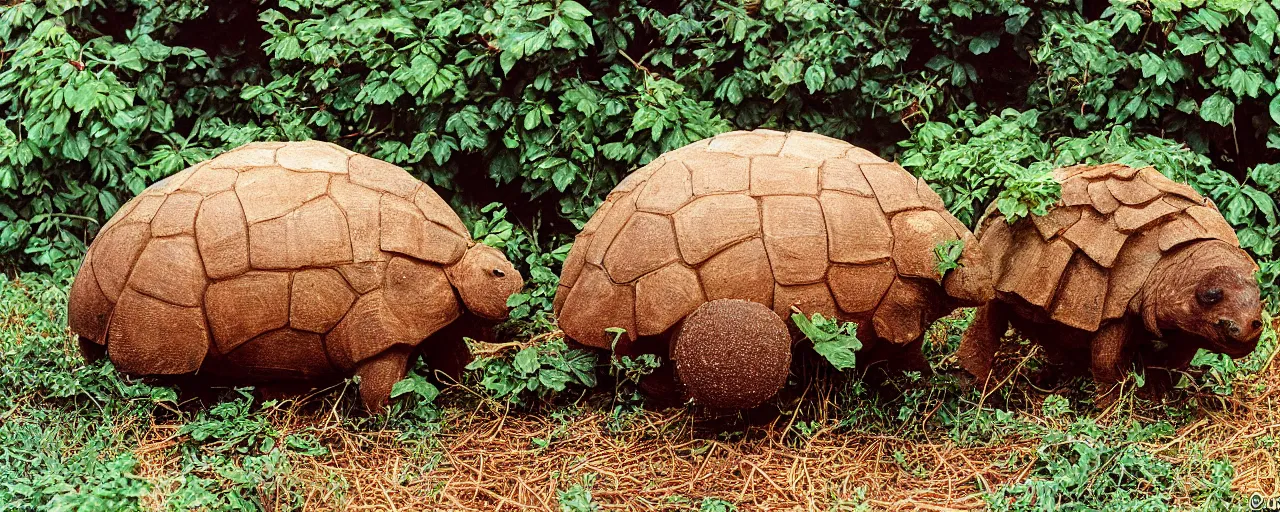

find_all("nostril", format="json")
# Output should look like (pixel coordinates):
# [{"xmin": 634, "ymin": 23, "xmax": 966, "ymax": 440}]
[{"xmin": 1229, "ymin": 324, "xmax": 1241, "ymax": 335}]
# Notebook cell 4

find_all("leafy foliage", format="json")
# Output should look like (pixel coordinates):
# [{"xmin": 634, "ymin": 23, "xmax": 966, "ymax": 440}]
[
  {"xmin": 465, "ymin": 338, "xmax": 599, "ymax": 404},
  {"xmin": 792, "ymin": 312, "xmax": 862, "ymax": 371},
  {"xmin": 558, "ymin": 474, "xmax": 602, "ymax": 512},
  {"xmin": 900, "ymin": 109, "xmax": 1061, "ymax": 226},
  {"xmin": 934, "ymin": 239, "xmax": 965, "ymax": 278},
  {"xmin": 3, "ymin": 0, "xmax": 1277, "ymax": 308},
  {"xmin": 986, "ymin": 419, "xmax": 1182, "ymax": 511}
]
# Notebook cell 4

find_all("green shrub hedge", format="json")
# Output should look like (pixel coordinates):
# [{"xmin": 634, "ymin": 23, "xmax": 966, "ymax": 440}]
[{"xmin": 2, "ymin": 0, "xmax": 1276, "ymax": 307}]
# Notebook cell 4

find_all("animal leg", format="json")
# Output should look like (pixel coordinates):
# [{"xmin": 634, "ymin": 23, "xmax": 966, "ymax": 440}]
[
  {"xmin": 1089, "ymin": 321, "xmax": 1133, "ymax": 408},
  {"xmin": 1033, "ymin": 338, "xmax": 1085, "ymax": 389},
  {"xmin": 671, "ymin": 299, "xmax": 791, "ymax": 410},
  {"xmin": 355, "ymin": 345, "xmax": 413, "ymax": 413},
  {"xmin": 1137, "ymin": 340, "xmax": 1198, "ymax": 401},
  {"xmin": 886, "ymin": 335, "xmax": 932, "ymax": 376},
  {"xmin": 422, "ymin": 317, "xmax": 483, "ymax": 382},
  {"xmin": 956, "ymin": 302, "xmax": 1010, "ymax": 381},
  {"xmin": 78, "ymin": 336, "xmax": 107, "ymax": 363}
]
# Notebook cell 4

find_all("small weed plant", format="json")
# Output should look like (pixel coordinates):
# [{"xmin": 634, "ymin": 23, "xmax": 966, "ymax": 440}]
[{"xmin": 792, "ymin": 312, "xmax": 862, "ymax": 371}]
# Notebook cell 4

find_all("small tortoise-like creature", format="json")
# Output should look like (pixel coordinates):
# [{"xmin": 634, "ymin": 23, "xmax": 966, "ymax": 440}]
[
  {"xmin": 957, "ymin": 163, "xmax": 1263, "ymax": 402},
  {"xmin": 67, "ymin": 141, "xmax": 524, "ymax": 411},
  {"xmin": 554, "ymin": 129, "xmax": 995, "ymax": 409}
]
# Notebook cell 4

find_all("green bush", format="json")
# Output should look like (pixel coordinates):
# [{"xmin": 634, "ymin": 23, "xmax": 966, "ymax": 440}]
[
  {"xmin": 2, "ymin": 0, "xmax": 1277, "ymax": 304},
  {"xmin": 465, "ymin": 338, "xmax": 599, "ymax": 404}
]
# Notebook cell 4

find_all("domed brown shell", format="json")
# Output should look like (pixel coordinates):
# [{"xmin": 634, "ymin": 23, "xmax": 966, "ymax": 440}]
[
  {"xmin": 975, "ymin": 163, "xmax": 1240, "ymax": 332},
  {"xmin": 66, "ymin": 141, "xmax": 472, "ymax": 379},
  {"xmin": 553, "ymin": 129, "xmax": 981, "ymax": 349}
]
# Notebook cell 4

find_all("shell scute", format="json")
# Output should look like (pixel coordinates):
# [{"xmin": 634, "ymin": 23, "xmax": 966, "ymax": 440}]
[
  {"xmin": 820, "ymin": 158, "xmax": 873, "ymax": 196},
  {"xmin": 820, "ymin": 191, "xmax": 892, "ymax": 264},
  {"xmin": 862, "ymin": 163, "xmax": 924, "ymax": 213},
  {"xmin": 749, "ymin": 155, "xmax": 819, "ymax": 196},
  {"xmin": 1048, "ymin": 253, "xmax": 1108, "ymax": 331},
  {"xmin": 686, "ymin": 150, "xmax": 750, "ymax": 195},
  {"xmin": 290, "ymin": 268, "xmax": 357, "ymax": 333},
  {"xmin": 1106, "ymin": 175, "xmax": 1162, "ymax": 205},
  {"xmin": 673, "ymin": 194, "xmax": 760, "ymax": 265},
  {"xmin": 1114, "ymin": 199, "xmax": 1180, "ymax": 232},
  {"xmin": 761, "ymin": 195, "xmax": 828, "ymax": 285},
  {"xmin": 558, "ymin": 266, "xmax": 636, "ymax": 349},
  {"xmin": 90, "ymin": 222, "xmax": 151, "ymax": 299},
  {"xmin": 195, "ymin": 191, "xmax": 250, "ymax": 279},
  {"xmin": 209, "ymin": 144, "xmax": 277, "ymax": 170},
  {"xmin": 205, "ymin": 271, "xmax": 291, "ymax": 353},
  {"xmin": 779, "ymin": 131, "xmax": 851, "ymax": 160},
  {"xmin": 235, "ymin": 167, "xmax": 328, "ymax": 223},
  {"xmin": 107, "ymin": 288, "xmax": 209, "ymax": 374},
  {"xmin": 698, "ymin": 238, "xmax": 774, "ymax": 307},
  {"xmin": 250, "ymin": 196, "xmax": 354, "ymax": 269},
  {"xmin": 635, "ymin": 160, "xmax": 694, "ymax": 214},
  {"xmin": 1086, "ymin": 180, "xmax": 1121, "ymax": 214},
  {"xmin": 707, "ymin": 130, "xmax": 786, "ymax": 156},
  {"xmin": 1060, "ymin": 208, "xmax": 1126, "ymax": 268},
  {"xmin": 773, "ymin": 282, "xmax": 838, "ymax": 320},
  {"xmin": 828, "ymin": 261, "xmax": 895, "ymax": 314},
  {"xmin": 378, "ymin": 194, "xmax": 464, "ymax": 265},
  {"xmin": 871, "ymin": 278, "xmax": 931, "ymax": 345},
  {"xmin": 277, "ymin": 142, "xmax": 349, "ymax": 174},
  {"xmin": 635, "ymin": 263, "xmax": 705, "ymax": 336},
  {"xmin": 129, "ymin": 236, "xmax": 206, "ymax": 308},
  {"xmin": 151, "ymin": 192, "xmax": 202, "ymax": 237},
  {"xmin": 602, "ymin": 212, "xmax": 680, "ymax": 283}
]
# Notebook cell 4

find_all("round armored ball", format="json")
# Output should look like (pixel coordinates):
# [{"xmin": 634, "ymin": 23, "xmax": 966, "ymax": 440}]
[
  {"xmin": 554, "ymin": 129, "xmax": 995, "ymax": 408},
  {"xmin": 66, "ymin": 141, "xmax": 525, "ymax": 412},
  {"xmin": 672, "ymin": 299, "xmax": 791, "ymax": 409},
  {"xmin": 957, "ymin": 163, "xmax": 1263, "ymax": 403}
]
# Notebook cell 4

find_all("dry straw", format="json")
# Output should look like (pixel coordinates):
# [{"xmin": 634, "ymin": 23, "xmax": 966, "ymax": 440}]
[{"xmin": 133, "ymin": 322, "xmax": 1280, "ymax": 511}]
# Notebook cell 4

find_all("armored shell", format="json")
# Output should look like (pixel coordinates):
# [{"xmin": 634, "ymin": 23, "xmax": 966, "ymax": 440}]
[
  {"xmin": 976, "ymin": 163, "xmax": 1241, "ymax": 332},
  {"xmin": 554, "ymin": 129, "xmax": 984, "ymax": 348},
  {"xmin": 67, "ymin": 141, "xmax": 474, "ymax": 380}
]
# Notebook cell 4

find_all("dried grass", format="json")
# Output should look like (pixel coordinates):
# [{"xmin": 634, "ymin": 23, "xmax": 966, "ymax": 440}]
[{"xmin": 131, "ymin": 321, "xmax": 1280, "ymax": 511}]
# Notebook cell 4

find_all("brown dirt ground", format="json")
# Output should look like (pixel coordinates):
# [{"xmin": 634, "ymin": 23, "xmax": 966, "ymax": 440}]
[{"xmin": 131, "ymin": 321, "xmax": 1280, "ymax": 511}]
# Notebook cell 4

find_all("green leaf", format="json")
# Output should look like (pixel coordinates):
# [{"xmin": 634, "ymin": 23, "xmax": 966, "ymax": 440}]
[
  {"xmin": 513, "ymin": 347, "xmax": 540, "ymax": 375},
  {"xmin": 803, "ymin": 65, "xmax": 826, "ymax": 94},
  {"xmin": 1200, "ymin": 94, "xmax": 1235, "ymax": 126},
  {"xmin": 559, "ymin": 0, "xmax": 592, "ymax": 20},
  {"xmin": 812, "ymin": 335, "xmax": 861, "ymax": 372},
  {"xmin": 390, "ymin": 373, "xmax": 440, "ymax": 403},
  {"xmin": 968, "ymin": 33, "xmax": 1001, "ymax": 55},
  {"xmin": 791, "ymin": 312, "xmax": 861, "ymax": 371},
  {"xmin": 934, "ymin": 239, "xmax": 964, "ymax": 278},
  {"xmin": 537, "ymin": 369, "xmax": 572, "ymax": 390}
]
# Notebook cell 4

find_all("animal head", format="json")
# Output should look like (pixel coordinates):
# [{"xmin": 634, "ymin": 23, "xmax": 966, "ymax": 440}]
[
  {"xmin": 1145, "ymin": 241, "xmax": 1263, "ymax": 358},
  {"xmin": 942, "ymin": 234, "xmax": 996, "ymax": 307},
  {"xmin": 446, "ymin": 244, "xmax": 524, "ymax": 321}
]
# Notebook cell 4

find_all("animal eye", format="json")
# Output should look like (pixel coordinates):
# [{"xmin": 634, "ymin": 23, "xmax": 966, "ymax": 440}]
[
  {"xmin": 1197, "ymin": 287, "xmax": 1223, "ymax": 305},
  {"xmin": 492, "ymin": 268, "xmax": 505, "ymax": 277}
]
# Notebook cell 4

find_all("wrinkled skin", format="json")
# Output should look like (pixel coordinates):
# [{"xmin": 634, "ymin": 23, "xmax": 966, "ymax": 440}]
[
  {"xmin": 1145, "ymin": 242, "xmax": 1264, "ymax": 359},
  {"xmin": 447, "ymin": 244, "xmax": 524, "ymax": 321},
  {"xmin": 356, "ymin": 244, "xmax": 521, "ymax": 413},
  {"xmin": 942, "ymin": 233, "xmax": 996, "ymax": 308}
]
